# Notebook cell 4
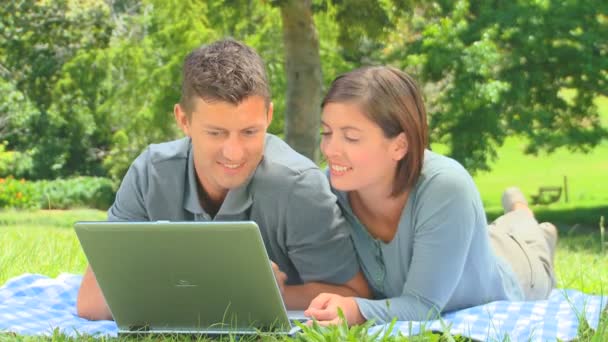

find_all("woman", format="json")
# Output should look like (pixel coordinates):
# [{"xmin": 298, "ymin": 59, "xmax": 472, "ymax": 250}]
[{"xmin": 304, "ymin": 66, "xmax": 558, "ymax": 325}]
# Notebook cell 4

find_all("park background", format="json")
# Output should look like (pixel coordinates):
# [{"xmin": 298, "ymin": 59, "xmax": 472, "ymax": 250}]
[{"xmin": 0, "ymin": 0, "xmax": 607, "ymax": 340}]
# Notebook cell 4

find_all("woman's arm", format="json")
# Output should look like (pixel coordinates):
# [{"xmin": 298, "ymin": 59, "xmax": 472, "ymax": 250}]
[{"xmin": 307, "ymin": 166, "xmax": 484, "ymax": 324}]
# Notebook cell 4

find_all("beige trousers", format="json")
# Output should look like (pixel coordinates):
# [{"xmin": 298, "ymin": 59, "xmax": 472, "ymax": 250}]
[{"xmin": 489, "ymin": 209, "xmax": 558, "ymax": 300}]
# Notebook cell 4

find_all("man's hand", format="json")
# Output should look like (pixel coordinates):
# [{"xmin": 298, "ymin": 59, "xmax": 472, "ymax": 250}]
[
  {"xmin": 271, "ymin": 261, "xmax": 287, "ymax": 295},
  {"xmin": 304, "ymin": 293, "xmax": 366, "ymax": 326},
  {"xmin": 76, "ymin": 265, "xmax": 113, "ymax": 320}
]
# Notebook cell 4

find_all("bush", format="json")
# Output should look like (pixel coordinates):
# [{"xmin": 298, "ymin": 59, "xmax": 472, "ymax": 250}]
[
  {"xmin": 35, "ymin": 177, "xmax": 116, "ymax": 210},
  {"xmin": 0, "ymin": 176, "xmax": 115, "ymax": 210},
  {"xmin": 0, "ymin": 176, "xmax": 38, "ymax": 209}
]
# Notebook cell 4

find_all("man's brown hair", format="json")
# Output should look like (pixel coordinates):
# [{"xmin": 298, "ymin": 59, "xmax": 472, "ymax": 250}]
[
  {"xmin": 322, "ymin": 66, "xmax": 429, "ymax": 196},
  {"xmin": 180, "ymin": 38, "xmax": 270, "ymax": 116}
]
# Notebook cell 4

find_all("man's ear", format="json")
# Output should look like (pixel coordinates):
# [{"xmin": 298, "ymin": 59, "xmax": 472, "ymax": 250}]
[
  {"xmin": 174, "ymin": 103, "xmax": 190, "ymax": 136},
  {"xmin": 266, "ymin": 102, "xmax": 274, "ymax": 126},
  {"xmin": 391, "ymin": 132, "xmax": 408, "ymax": 161}
]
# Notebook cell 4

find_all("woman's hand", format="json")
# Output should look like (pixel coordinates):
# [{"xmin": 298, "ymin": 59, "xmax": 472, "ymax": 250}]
[{"xmin": 304, "ymin": 293, "xmax": 366, "ymax": 326}]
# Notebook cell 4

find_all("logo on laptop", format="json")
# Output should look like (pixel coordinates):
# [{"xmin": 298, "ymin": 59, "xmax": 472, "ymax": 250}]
[{"xmin": 175, "ymin": 279, "xmax": 198, "ymax": 287}]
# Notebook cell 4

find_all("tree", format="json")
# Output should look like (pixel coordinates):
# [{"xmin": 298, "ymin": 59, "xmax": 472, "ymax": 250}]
[
  {"xmin": 266, "ymin": 0, "xmax": 412, "ymax": 162},
  {"xmin": 0, "ymin": 79, "xmax": 38, "ymax": 144},
  {"xmin": 0, "ymin": 0, "xmax": 113, "ymax": 178},
  {"xmin": 387, "ymin": 0, "xmax": 608, "ymax": 171},
  {"xmin": 278, "ymin": 0, "xmax": 323, "ymax": 161},
  {"xmin": 4, "ymin": 0, "xmax": 605, "ymax": 180},
  {"xmin": 272, "ymin": 0, "xmax": 607, "ymax": 170}
]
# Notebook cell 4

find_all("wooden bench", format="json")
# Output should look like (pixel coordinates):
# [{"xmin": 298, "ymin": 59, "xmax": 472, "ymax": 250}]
[{"xmin": 530, "ymin": 186, "xmax": 562, "ymax": 205}]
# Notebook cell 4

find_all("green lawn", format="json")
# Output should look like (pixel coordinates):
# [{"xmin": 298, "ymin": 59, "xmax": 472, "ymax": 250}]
[
  {"xmin": 1, "ymin": 208, "xmax": 606, "ymax": 293},
  {"xmin": 474, "ymin": 136, "xmax": 608, "ymax": 211},
  {"xmin": 0, "ymin": 209, "xmax": 607, "ymax": 341},
  {"xmin": 0, "ymin": 209, "xmax": 106, "ymax": 283}
]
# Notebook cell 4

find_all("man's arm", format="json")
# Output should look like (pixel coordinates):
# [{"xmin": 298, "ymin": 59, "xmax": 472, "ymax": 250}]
[
  {"xmin": 77, "ymin": 151, "xmax": 149, "ymax": 320},
  {"xmin": 283, "ymin": 271, "xmax": 371, "ymax": 309},
  {"xmin": 76, "ymin": 265, "xmax": 113, "ymax": 320},
  {"xmin": 281, "ymin": 169, "xmax": 371, "ymax": 308}
]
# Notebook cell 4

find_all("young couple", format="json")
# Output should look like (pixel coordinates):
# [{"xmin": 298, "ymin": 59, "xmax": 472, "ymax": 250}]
[{"xmin": 77, "ymin": 39, "xmax": 558, "ymax": 326}]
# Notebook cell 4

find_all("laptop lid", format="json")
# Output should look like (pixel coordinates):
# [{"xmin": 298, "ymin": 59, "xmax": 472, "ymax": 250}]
[{"xmin": 74, "ymin": 221, "xmax": 296, "ymax": 334}]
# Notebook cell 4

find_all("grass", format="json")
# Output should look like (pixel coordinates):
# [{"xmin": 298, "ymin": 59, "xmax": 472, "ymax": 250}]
[
  {"xmin": 473, "ymin": 136, "xmax": 608, "ymax": 216},
  {"xmin": 553, "ymin": 222, "xmax": 607, "ymax": 295},
  {"xmin": 1, "ymin": 209, "xmax": 607, "ymax": 341},
  {"xmin": 0, "ymin": 209, "xmax": 105, "ymax": 283}
]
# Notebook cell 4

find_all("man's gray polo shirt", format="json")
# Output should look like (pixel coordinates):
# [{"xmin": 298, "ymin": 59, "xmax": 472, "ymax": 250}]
[{"xmin": 108, "ymin": 134, "xmax": 359, "ymax": 285}]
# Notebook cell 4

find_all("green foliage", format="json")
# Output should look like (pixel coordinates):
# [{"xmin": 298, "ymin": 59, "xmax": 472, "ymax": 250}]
[
  {"xmin": 94, "ymin": 0, "xmax": 217, "ymax": 180},
  {"xmin": 0, "ymin": 0, "xmax": 114, "ymax": 179},
  {"xmin": 35, "ymin": 177, "xmax": 115, "ymax": 210},
  {"xmin": 0, "ymin": 176, "xmax": 38, "ymax": 209},
  {"xmin": 1, "ymin": 0, "xmax": 607, "ymax": 179},
  {"xmin": 393, "ymin": 0, "xmax": 608, "ymax": 171},
  {"xmin": 0, "ymin": 79, "xmax": 39, "ymax": 147},
  {"xmin": 42, "ymin": 47, "xmax": 115, "ymax": 179},
  {"xmin": 316, "ymin": 3, "xmax": 357, "ymax": 87},
  {"xmin": 319, "ymin": 0, "xmax": 417, "ymax": 64},
  {"xmin": 0, "ymin": 142, "xmax": 33, "ymax": 179},
  {"xmin": 0, "ymin": 177, "xmax": 115, "ymax": 210},
  {"xmin": 0, "ymin": 0, "xmax": 111, "ymax": 112}
]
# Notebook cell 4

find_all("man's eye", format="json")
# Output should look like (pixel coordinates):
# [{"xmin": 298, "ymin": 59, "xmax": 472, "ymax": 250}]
[
  {"xmin": 244, "ymin": 129, "xmax": 258, "ymax": 136},
  {"xmin": 206, "ymin": 131, "xmax": 222, "ymax": 136}
]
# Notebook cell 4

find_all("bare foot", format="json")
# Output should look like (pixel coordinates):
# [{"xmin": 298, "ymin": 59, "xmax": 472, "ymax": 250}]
[
  {"xmin": 512, "ymin": 202, "xmax": 534, "ymax": 217},
  {"xmin": 502, "ymin": 187, "xmax": 533, "ymax": 216}
]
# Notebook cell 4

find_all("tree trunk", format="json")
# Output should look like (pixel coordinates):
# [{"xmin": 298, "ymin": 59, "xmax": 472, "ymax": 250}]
[{"xmin": 280, "ymin": 0, "xmax": 322, "ymax": 163}]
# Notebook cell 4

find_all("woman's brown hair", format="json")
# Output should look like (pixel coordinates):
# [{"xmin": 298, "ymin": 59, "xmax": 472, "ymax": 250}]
[{"xmin": 322, "ymin": 66, "xmax": 429, "ymax": 196}]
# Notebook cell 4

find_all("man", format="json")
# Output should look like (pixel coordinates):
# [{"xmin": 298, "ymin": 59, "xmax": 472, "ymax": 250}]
[{"xmin": 76, "ymin": 38, "xmax": 370, "ymax": 320}]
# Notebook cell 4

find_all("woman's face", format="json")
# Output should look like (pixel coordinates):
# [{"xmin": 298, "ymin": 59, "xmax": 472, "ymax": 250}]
[{"xmin": 320, "ymin": 102, "xmax": 406, "ymax": 194}]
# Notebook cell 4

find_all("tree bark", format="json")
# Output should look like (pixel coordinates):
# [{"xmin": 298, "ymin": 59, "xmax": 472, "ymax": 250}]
[{"xmin": 280, "ymin": 0, "xmax": 322, "ymax": 162}]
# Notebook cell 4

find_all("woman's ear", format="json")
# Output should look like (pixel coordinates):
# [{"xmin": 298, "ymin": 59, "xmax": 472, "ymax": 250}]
[{"xmin": 391, "ymin": 132, "xmax": 408, "ymax": 161}]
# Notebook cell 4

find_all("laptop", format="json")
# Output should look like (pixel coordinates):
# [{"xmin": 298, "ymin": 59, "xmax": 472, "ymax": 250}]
[{"xmin": 74, "ymin": 221, "xmax": 308, "ymax": 336}]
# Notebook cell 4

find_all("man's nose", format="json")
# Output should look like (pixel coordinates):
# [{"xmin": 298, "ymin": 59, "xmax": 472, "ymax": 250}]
[{"xmin": 222, "ymin": 135, "xmax": 245, "ymax": 161}]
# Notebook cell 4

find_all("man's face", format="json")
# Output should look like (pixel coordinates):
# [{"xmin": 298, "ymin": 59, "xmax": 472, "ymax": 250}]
[{"xmin": 175, "ymin": 96, "xmax": 273, "ymax": 202}]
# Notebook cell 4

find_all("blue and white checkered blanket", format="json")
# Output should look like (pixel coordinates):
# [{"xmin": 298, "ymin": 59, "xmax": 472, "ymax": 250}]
[{"xmin": 1, "ymin": 274, "xmax": 606, "ymax": 340}]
